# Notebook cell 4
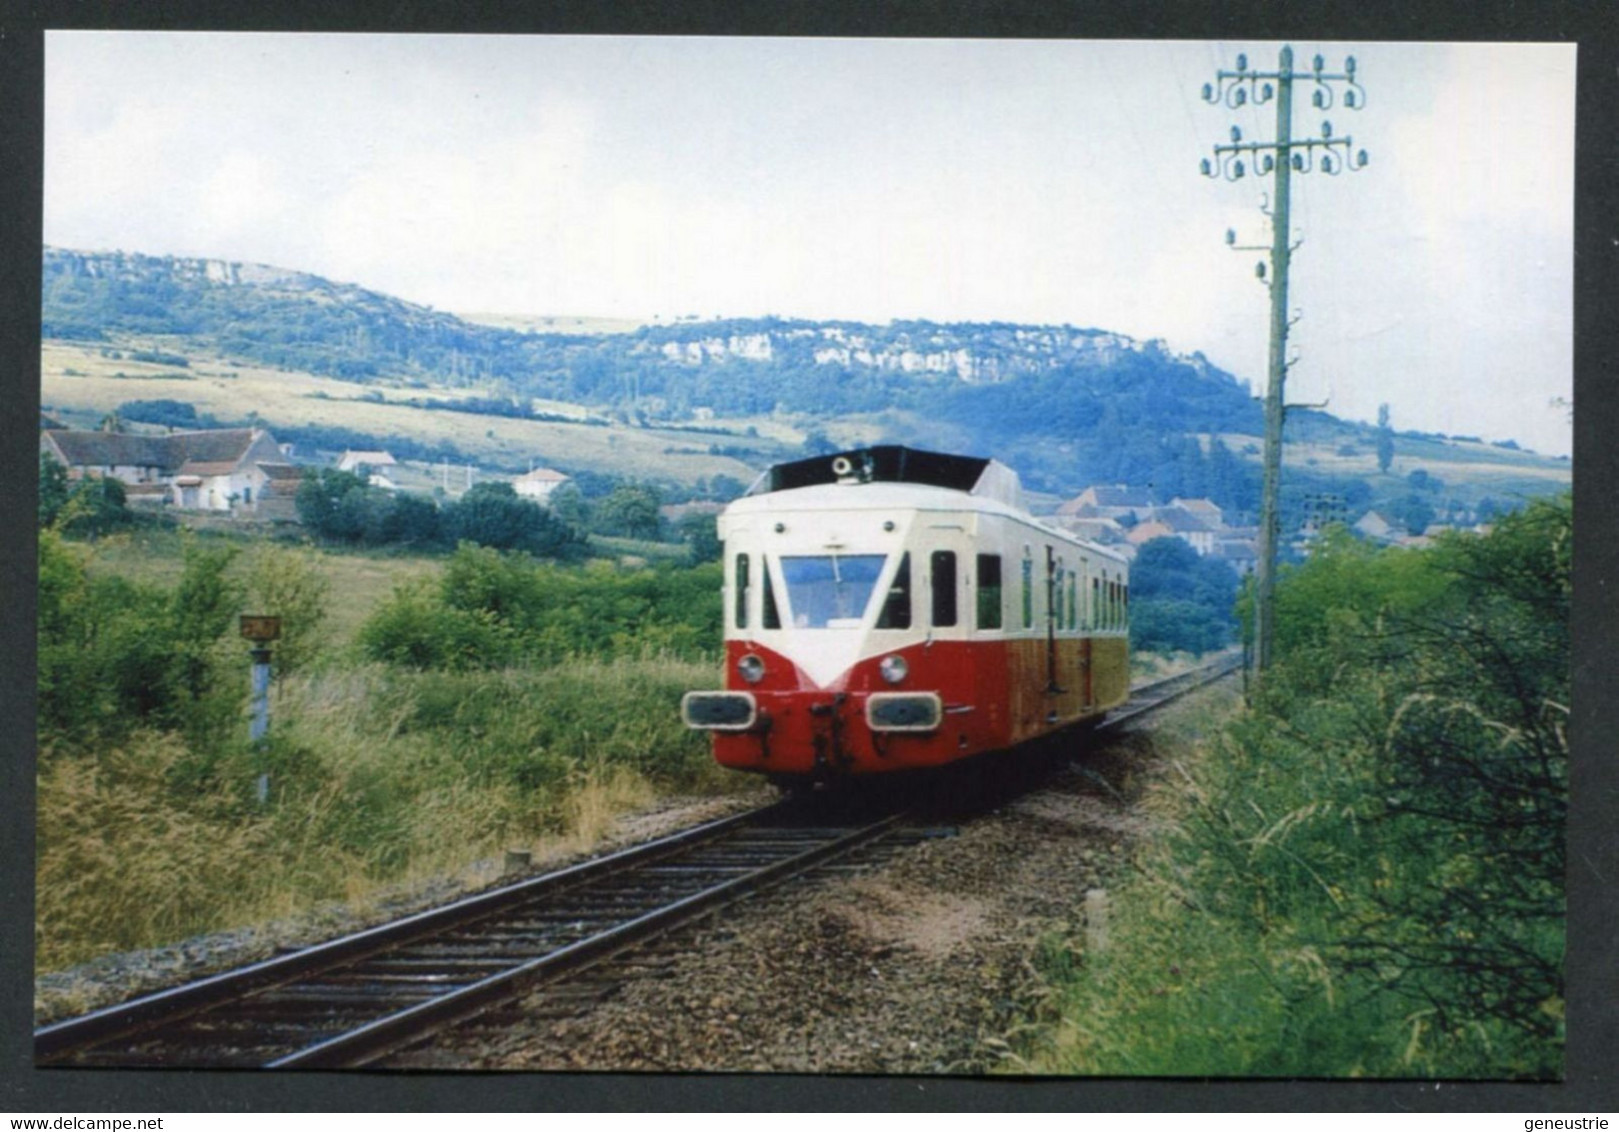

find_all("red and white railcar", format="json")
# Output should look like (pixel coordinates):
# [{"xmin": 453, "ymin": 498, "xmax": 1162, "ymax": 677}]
[{"xmin": 682, "ymin": 447, "xmax": 1131, "ymax": 781}]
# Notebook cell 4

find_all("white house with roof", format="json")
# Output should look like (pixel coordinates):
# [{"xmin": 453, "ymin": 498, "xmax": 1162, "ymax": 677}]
[
  {"xmin": 42, "ymin": 427, "xmax": 297, "ymax": 513},
  {"xmin": 1355, "ymin": 510, "xmax": 1400, "ymax": 543},
  {"xmin": 513, "ymin": 466, "xmax": 570, "ymax": 503},
  {"xmin": 1127, "ymin": 504, "xmax": 1219, "ymax": 556},
  {"xmin": 1170, "ymin": 497, "xmax": 1225, "ymax": 528},
  {"xmin": 1057, "ymin": 484, "xmax": 1156, "ymax": 521}
]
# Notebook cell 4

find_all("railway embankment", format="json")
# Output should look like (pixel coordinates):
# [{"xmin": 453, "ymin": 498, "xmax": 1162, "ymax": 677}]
[
  {"xmin": 389, "ymin": 685, "xmax": 1238, "ymax": 1073},
  {"xmin": 33, "ymin": 788, "xmax": 769, "ymax": 1027},
  {"xmin": 1010, "ymin": 498, "xmax": 1569, "ymax": 1080}
]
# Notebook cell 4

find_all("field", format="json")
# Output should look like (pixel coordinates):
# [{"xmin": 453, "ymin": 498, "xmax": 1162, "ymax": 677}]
[
  {"xmin": 82, "ymin": 525, "xmax": 445, "ymax": 649},
  {"xmin": 1205, "ymin": 430, "xmax": 1571, "ymax": 503},
  {"xmin": 41, "ymin": 337, "xmax": 795, "ymax": 486}
]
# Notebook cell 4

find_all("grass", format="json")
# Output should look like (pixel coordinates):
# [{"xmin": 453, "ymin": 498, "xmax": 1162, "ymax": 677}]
[
  {"xmin": 35, "ymin": 654, "xmax": 739, "ymax": 973},
  {"xmin": 82, "ymin": 524, "xmax": 444, "ymax": 650},
  {"xmin": 1204, "ymin": 429, "xmax": 1571, "ymax": 502},
  {"xmin": 41, "ymin": 336, "xmax": 786, "ymax": 485}
]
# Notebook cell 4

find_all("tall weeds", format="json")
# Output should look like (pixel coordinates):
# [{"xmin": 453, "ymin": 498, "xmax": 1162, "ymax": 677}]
[
  {"xmin": 1021, "ymin": 498, "xmax": 1569, "ymax": 1079},
  {"xmin": 37, "ymin": 528, "xmax": 740, "ymax": 973},
  {"xmin": 36, "ymin": 656, "xmax": 727, "ymax": 972}
]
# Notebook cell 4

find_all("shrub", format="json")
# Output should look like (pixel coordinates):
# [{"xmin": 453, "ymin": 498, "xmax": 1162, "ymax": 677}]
[
  {"xmin": 441, "ymin": 482, "xmax": 581, "ymax": 556},
  {"xmin": 1030, "ymin": 495, "xmax": 1569, "ymax": 1078},
  {"xmin": 357, "ymin": 544, "xmax": 722, "ymax": 669}
]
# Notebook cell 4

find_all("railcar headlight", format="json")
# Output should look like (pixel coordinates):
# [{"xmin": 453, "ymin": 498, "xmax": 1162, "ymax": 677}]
[
  {"xmin": 879, "ymin": 655, "xmax": 908, "ymax": 685},
  {"xmin": 737, "ymin": 654, "xmax": 767, "ymax": 684}
]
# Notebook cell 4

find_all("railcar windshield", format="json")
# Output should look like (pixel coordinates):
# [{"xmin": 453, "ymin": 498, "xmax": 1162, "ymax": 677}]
[{"xmin": 779, "ymin": 554, "xmax": 887, "ymax": 628}]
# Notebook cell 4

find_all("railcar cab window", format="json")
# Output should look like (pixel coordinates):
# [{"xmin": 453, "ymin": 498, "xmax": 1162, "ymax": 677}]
[
  {"xmin": 734, "ymin": 553, "xmax": 750, "ymax": 629},
  {"xmin": 779, "ymin": 554, "xmax": 889, "ymax": 629},
  {"xmin": 762, "ymin": 558, "xmax": 782, "ymax": 629},
  {"xmin": 976, "ymin": 553, "xmax": 1003, "ymax": 630},
  {"xmin": 931, "ymin": 550, "xmax": 958, "ymax": 628}
]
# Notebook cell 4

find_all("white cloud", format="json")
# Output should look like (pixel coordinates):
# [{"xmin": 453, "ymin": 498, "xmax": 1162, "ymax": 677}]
[{"xmin": 40, "ymin": 34, "xmax": 1574, "ymax": 455}]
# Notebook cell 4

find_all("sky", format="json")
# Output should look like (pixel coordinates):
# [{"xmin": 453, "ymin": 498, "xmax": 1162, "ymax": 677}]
[{"xmin": 43, "ymin": 34, "xmax": 1575, "ymax": 456}]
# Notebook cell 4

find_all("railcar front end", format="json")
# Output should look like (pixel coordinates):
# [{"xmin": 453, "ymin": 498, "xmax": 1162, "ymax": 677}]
[{"xmin": 681, "ymin": 447, "xmax": 1130, "ymax": 781}]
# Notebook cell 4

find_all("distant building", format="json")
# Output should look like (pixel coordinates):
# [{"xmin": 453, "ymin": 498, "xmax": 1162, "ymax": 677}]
[
  {"xmin": 1169, "ymin": 497, "xmax": 1225, "ymax": 529},
  {"xmin": 1058, "ymin": 484, "xmax": 1156, "ymax": 521},
  {"xmin": 659, "ymin": 500, "xmax": 725, "ymax": 523},
  {"xmin": 1214, "ymin": 537, "xmax": 1259, "ymax": 575},
  {"xmin": 1354, "ymin": 510, "xmax": 1400, "ymax": 543},
  {"xmin": 1049, "ymin": 514, "xmax": 1129, "ymax": 545},
  {"xmin": 336, "ymin": 449, "xmax": 397, "ymax": 475},
  {"xmin": 1129, "ymin": 504, "xmax": 1218, "ymax": 556},
  {"xmin": 513, "ymin": 466, "xmax": 570, "ymax": 503},
  {"xmin": 41, "ymin": 427, "xmax": 296, "ymax": 513}
]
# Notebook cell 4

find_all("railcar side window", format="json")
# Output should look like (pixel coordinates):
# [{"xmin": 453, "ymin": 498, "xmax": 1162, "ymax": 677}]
[
  {"xmin": 931, "ymin": 550, "xmax": 958, "ymax": 627},
  {"xmin": 1067, "ymin": 575, "xmax": 1078, "ymax": 631},
  {"xmin": 762, "ymin": 557, "xmax": 782, "ymax": 629},
  {"xmin": 734, "ymin": 553, "xmax": 750, "ymax": 629},
  {"xmin": 976, "ymin": 554, "xmax": 1003, "ymax": 630},
  {"xmin": 1092, "ymin": 577, "xmax": 1101, "ymax": 631},
  {"xmin": 877, "ymin": 553, "xmax": 913, "ymax": 629},
  {"xmin": 1021, "ymin": 553, "xmax": 1034, "ymax": 630}
]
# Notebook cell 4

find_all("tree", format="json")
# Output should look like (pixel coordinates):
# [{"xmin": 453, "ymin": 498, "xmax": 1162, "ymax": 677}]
[
  {"xmin": 1396, "ymin": 494, "xmax": 1435, "ymax": 536},
  {"xmin": 243, "ymin": 545, "xmax": 331, "ymax": 678},
  {"xmin": 39, "ymin": 453, "xmax": 72, "ymax": 526},
  {"xmin": 50, "ymin": 473, "xmax": 131, "ymax": 538},
  {"xmin": 295, "ymin": 467, "xmax": 368, "ymax": 537},
  {"xmin": 593, "ymin": 483, "xmax": 664, "ymax": 541},
  {"xmin": 442, "ymin": 482, "xmax": 581, "ymax": 557},
  {"xmin": 677, "ymin": 512, "xmax": 722, "ymax": 563},
  {"xmin": 1376, "ymin": 403, "xmax": 1394, "ymax": 474},
  {"xmin": 1128, "ymin": 536, "xmax": 1240, "ymax": 654}
]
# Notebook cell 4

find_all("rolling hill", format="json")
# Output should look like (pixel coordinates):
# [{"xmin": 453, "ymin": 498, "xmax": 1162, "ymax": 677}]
[{"xmin": 40, "ymin": 246, "xmax": 1569, "ymax": 521}]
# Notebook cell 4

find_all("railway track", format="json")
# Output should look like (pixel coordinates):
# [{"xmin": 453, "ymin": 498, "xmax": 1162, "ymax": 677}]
[
  {"xmin": 35, "ymin": 653, "xmax": 1238, "ymax": 1070},
  {"xmin": 1098, "ymin": 650, "xmax": 1243, "ymax": 732}
]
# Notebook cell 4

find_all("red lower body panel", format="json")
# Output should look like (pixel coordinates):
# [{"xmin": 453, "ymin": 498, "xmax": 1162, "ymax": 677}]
[{"xmin": 709, "ymin": 635, "xmax": 1127, "ymax": 777}]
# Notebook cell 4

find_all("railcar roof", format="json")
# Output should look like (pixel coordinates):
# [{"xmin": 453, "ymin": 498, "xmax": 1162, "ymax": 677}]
[
  {"xmin": 724, "ymin": 478, "xmax": 1129, "ymax": 567},
  {"xmin": 750, "ymin": 446, "xmax": 992, "ymax": 496}
]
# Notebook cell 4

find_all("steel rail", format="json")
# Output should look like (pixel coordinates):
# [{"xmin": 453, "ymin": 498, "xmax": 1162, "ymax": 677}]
[
  {"xmin": 36, "ymin": 651, "xmax": 1236, "ymax": 1069},
  {"xmin": 34, "ymin": 803, "xmax": 779, "ymax": 1063},
  {"xmin": 1098, "ymin": 651, "xmax": 1244, "ymax": 732},
  {"xmin": 268, "ymin": 810, "xmax": 906, "ymax": 1068}
]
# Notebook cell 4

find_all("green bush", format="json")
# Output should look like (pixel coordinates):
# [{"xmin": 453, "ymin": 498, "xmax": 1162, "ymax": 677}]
[
  {"xmin": 358, "ymin": 543, "xmax": 722, "ymax": 669},
  {"xmin": 38, "ymin": 531, "xmax": 251, "ymax": 751},
  {"xmin": 1030, "ymin": 496, "xmax": 1569, "ymax": 1078}
]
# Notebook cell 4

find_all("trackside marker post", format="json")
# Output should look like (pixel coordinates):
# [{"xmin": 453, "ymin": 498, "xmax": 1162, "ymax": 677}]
[{"xmin": 240, "ymin": 614, "xmax": 281, "ymax": 805}]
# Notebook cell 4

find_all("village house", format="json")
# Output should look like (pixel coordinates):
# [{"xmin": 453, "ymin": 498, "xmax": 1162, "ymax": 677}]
[
  {"xmin": 1354, "ymin": 510, "xmax": 1400, "ymax": 543},
  {"xmin": 1169, "ymin": 496, "xmax": 1225, "ymax": 529},
  {"xmin": 1125, "ymin": 504, "xmax": 1219, "ymax": 556},
  {"xmin": 1056, "ymin": 484, "xmax": 1156, "ymax": 521},
  {"xmin": 1214, "ymin": 536, "xmax": 1259, "ymax": 575},
  {"xmin": 513, "ymin": 466, "xmax": 570, "ymax": 503},
  {"xmin": 1049, "ymin": 513, "xmax": 1130, "ymax": 547},
  {"xmin": 336, "ymin": 449, "xmax": 398, "ymax": 489},
  {"xmin": 41, "ymin": 427, "xmax": 299, "ymax": 514},
  {"xmin": 658, "ymin": 499, "xmax": 725, "ymax": 525}
]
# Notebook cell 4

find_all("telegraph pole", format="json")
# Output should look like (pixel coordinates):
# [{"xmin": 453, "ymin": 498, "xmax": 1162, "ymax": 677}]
[{"xmin": 1201, "ymin": 46, "xmax": 1369, "ymax": 680}]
